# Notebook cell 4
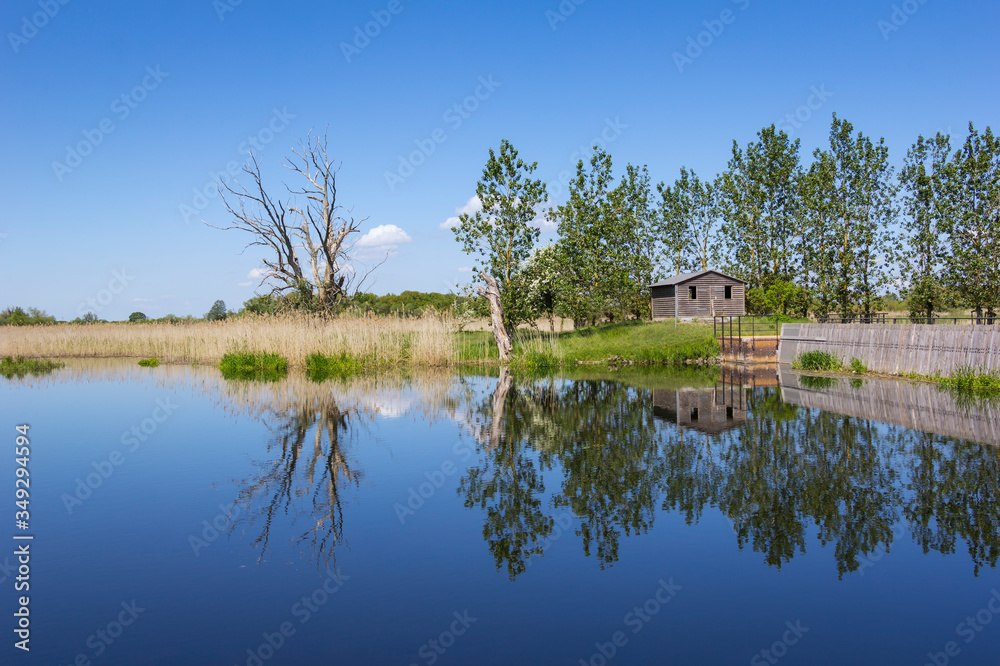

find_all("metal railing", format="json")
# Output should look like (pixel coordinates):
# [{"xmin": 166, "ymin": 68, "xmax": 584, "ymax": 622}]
[
  {"xmin": 713, "ymin": 315, "xmax": 784, "ymax": 357},
  {"xmin": 817, "ymin": 311, "xmax": 999, "ymax": 325}
]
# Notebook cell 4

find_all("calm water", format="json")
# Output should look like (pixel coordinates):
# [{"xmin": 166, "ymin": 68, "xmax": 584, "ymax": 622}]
[{"xmin": 2, "ymin": 361, "xmax": 999, "ymax": 665}]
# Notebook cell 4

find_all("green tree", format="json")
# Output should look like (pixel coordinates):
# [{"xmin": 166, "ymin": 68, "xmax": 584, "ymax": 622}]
[
  {"xmin": 128, "ymin": 311, "xmax": 148, "ymax": 323},
  {"xmin": 610, "ymin": 163, "xmax": 660, "ymax": 319},
  {"xmin": 454, "ymin": 139, "xmax": 548, "ymax": 352},
  {"xmin": 805, "ymin": 115, "xmax": 897, "ymax": 315},
  {"xmin": 522, "ymin": 244, "xmax": 563, "ymax": 332},
  {"xmin": 206, "ymin": 300, "xmax": 228, "ymax": 321},
  {"xmin": 717, "ymin": 125, "xmax": 804, "ymax": 307},
  {"xmin": 898, "ymin": 132, "xmax": 953, "ymax": 320},
  {"xmin": 945, "ymin": 123, "xmax": 1000, "ymax": 319},
  {"xmin": 0, "ymin": 307, "xmax": 55, "ymax": 326},
  {"xmin": 549, "ymin": 148, "xmax": 617, "ymax": 326}
]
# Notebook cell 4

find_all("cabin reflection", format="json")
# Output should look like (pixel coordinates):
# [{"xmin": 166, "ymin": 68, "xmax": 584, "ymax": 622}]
[{"xmin": 653, "ymin": 365, "xmax": 777, "ymax": 435}]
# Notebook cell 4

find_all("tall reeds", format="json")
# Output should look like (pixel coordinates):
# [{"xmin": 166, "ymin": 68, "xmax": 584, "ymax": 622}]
[{"xmin": 0, "ymin": 313, "xmax": 461, "ymax": 367}]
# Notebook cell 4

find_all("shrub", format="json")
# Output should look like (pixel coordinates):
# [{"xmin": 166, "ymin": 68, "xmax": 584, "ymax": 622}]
[
  {"xmin": 849, "ymin": 358, "xmax": 868, "ymax": 374},
  {"xmin": 940, "ymin": 367, "xmax": 1000, "ymax": 393},
  {"xmin": 0, "ymin": 356, "xmax": 63, "ymax": 378},
  {"xmin": 138, "ymin": 358, "xmax": 160, "ymax": 367},
  {"xmin": 793, "ymin": 351, "xmax": 841, "ymax": 372},
  {"xmin": 305, "ymin": 352, "xmax": 363, "ymax": 381},
  {"xmin": 219, "ymin": 351, "xmax": 288, "ymax": 382}
]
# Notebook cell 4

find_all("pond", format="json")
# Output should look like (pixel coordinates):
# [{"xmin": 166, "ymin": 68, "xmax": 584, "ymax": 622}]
[{"xmin": 2, "ymin": 360, "xmax": 999, "ymax": 665}]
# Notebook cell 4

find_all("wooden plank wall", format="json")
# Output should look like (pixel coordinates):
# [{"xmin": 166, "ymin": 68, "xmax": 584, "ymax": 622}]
[
  {"xmin": 652, "ymin": 277, "xmax": 745, "ymax": 319},
  {"xmin": 778, "ymin": 324, "xmax": 1000, "ymax": 375},
  {"xmin": 780, "ymin": 369, "xmax": 1000, "ymax": 447},
  {"xmin": 651, "ymin": 286, "xmax": 674, "ymax": 319}
]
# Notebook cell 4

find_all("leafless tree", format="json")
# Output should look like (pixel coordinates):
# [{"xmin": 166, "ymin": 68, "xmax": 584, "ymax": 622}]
[{"xmin": 212, "ymin": 130, "xmax": 382, "ymax": 314}]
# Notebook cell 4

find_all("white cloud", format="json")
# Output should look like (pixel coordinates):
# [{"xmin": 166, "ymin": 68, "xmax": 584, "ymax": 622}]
[
  {"xmin": 440, "ymin": 195, "xmax": 556, "ymax": 232},
  {"xmin": 457, "ymin": 266, "xmax": 473, "ymax": 273},
  {"xmin": 440, "ymin": 196, "xmax": 482, "ymax": 230},
  {"xmin": 532, "ymin": 200, "xmax": 558, "ymax": 233},
  {"xmin": 247, "ymin": 267, "xmax": 268, "ymax": 279},
  {"xmin": 237, "ymin": 282, "xmax": 252, "ymax": 287},
  {"xmin": 357, "ymin": 224, "xmax": 413, "ymax": 248}
]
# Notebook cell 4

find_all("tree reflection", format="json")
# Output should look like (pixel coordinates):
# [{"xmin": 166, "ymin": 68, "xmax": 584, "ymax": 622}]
[
  {"xmin": 229, "ymin": 391, "xmax": 360, "ymax": 568},
  {"xmin": 460, "ymin": 369, "xmax": 1000, "ymax": 578}
]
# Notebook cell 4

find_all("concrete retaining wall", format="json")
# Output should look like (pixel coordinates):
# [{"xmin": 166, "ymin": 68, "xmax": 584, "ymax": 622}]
[
  {"xmin": 778, "ymin": 324, "xmax": 1000, "ymax": 376},
  {"xmin": 780, "ymin": 369, "xmax": 1000, "ymax": 447}
]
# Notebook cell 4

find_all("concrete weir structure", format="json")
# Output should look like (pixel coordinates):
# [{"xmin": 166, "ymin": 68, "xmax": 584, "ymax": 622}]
[{"xmin": 777, "ymin": 323, "xmax": 1000, "ymax": 376}]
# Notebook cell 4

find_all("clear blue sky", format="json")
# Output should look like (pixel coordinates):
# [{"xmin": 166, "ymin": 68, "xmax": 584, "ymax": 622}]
[{"xmin": 2, "ymin": 0, "xmax": 997, "ymax": 320}]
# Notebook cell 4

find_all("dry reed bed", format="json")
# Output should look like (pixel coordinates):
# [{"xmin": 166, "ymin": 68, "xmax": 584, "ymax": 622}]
[{"xmin": 0, "ymin": 315, "xmax": 461, "ymax": 366}]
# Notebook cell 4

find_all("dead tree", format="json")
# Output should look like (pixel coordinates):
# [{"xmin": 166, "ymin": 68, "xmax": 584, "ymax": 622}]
[
  {"xmin": 212, "ymin": 130, "xmax": 381, "ymax": 314},
  {"xmin": 479, "ymin": 270, "xmax": 513, "ymax": 362}
]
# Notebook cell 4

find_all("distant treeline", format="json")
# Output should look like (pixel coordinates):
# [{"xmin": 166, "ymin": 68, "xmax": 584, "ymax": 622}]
[{"xmin": 0, "ymin": 292, "xmax": 479, "ymax": 326}]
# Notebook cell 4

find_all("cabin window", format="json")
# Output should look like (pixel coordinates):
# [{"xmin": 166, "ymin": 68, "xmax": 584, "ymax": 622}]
[
  {"xmin": 688, "ymin": 286, "xmax": 697, "ymax": 300},
  {"xmin": 690, "ymin": 408, "xmax": 699, "ymax": 421},
  {"xmin": 665, "ymin": 286, "xmax": 675, "ymax": 297},
  {"xmin": 726, "ymin": 406, "xmax": 734, "ymax": 420},
  {"xmin": 724, "ymin": 285, "xmax": 732, "ymax": 299}
]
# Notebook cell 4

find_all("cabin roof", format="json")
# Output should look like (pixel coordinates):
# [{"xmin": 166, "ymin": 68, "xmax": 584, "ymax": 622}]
[{"xmin": 648, "ymin": 269, "xmax": 746, "ymax": 288}]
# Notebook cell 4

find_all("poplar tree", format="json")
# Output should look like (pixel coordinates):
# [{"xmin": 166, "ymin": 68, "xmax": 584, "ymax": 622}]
[
  {"xmin": 898, "ymin": 132, "xmax": 953, "ymax": 320},
  {"xmin": 805, "ymin": 115, "xmax": 896, "ymax": 315},
  {"xmin": 717, "ymin": 125, "xmax": 803, "ymax": 298},
  {"xmin": 946, "ymin": 123, "xmax": 1000, "ymax": 319},
  {"xmin": 550, "ymin": 148, "xmax": 617, "ymax": 326},
  {"xmin": 454, "ymin": 139, "xmax": 548, "ymax": 354}
]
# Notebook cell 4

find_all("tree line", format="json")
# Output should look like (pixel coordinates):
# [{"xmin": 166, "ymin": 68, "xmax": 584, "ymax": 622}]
[{"xmin": 454, "ymin": 117, "xmax": 1000, "ymax": 353}]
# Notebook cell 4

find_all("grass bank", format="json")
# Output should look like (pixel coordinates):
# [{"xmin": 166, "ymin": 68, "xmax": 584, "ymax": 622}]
[{"xmin": 790, "ymin": 350, "xmax": 1000, "ymax": 397}]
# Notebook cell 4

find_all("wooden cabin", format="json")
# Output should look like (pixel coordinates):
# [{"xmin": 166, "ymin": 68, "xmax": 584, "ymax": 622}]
[{"xmin": 649, "ymin": 270, "xmax": 746, "ymax": 320}]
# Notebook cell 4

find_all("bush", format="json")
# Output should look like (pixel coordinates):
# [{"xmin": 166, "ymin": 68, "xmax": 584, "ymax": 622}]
[
  {"xmin": 305, "ymin": 352, "xmax": 363, "ymax": 381},
  {"xmin": 0, "ymin": 356, "xmax": 63, "ymax": 378},
  {"xmin": 793, "ymin": 350, "xmax": 841, "ymax": 372},
  {"xmin": 940, "ymin": 367, "xmax": 1000, "ymax": 393},
  {"xmin": 138, "ymin": 358, "xmax": 160, "ymax": 367},
  {"xmin": 129, "ymin": 312, "xmax": 148, "ymax": 323},
  {"xmin": 848, "ymin": 358, "xmax": 868, "ymax": 374},
  {"xmin": 219, "ymin": 351, "xmax": 288, "ymax": 381},
  {"xmin": 0, "ymin": 307, "xmax": 56, "ymax": 326}
]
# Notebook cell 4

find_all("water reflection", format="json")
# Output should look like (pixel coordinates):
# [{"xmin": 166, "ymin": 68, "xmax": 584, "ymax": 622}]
[
  {"xmin": 19, "ymin": 360, "xmax": 1000, "ymax": 579},
  {"xmin": 229, "ymin": 390, "xmax": 358, "ymax": 567},
  {"xmin": 459, "ymin": 366, "xmax": 1000, "ymax": 579}
]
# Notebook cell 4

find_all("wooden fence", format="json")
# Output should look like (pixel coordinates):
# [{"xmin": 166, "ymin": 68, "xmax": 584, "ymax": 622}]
[{"xmin": 778, "ymin": 324, "xmax": 1000, "ymax": 376}]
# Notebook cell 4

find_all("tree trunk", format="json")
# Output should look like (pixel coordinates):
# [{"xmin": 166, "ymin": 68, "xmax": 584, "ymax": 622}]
[{"xmin": 478, "ymin": 271, "xmax": 513, "ymax": 363}]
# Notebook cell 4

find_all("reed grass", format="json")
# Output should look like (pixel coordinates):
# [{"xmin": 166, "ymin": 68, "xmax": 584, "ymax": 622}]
[
  {"xmin": 0, "ymin": 314, "xmax": 458, "ymax": 367},
  {"xmin": 0, "ymin": 314, "xmax": 721, "ymax": 368}
]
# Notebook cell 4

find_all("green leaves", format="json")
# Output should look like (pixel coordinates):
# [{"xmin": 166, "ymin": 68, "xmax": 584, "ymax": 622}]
[{"xmin": 453, "ymin": 139, "xmax": 547, "ymax": 335}]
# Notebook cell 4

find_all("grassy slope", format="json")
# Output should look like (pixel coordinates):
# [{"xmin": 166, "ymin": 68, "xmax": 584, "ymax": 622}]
[{"xmin": 457, "ymin": 321, "xmax": 720, "ymax": 365}]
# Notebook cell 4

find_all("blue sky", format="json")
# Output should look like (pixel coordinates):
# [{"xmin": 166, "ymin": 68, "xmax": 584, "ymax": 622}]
[{"xmin": 2, "ymin": 0, "xmax": 997, "ymax": 320}]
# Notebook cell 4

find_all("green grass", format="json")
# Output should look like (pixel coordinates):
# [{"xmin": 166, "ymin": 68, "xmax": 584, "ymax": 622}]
[
  {"xmin": 940, "ymin": 366, "xmax": 1000, "ymax": 393},
  {"xmin": 452, "ymin": 321, "xmax": 721, "ymax": 367},
  {"xmin": 792, "ymin": 350, "xmax": 842, "ymax": 372},
  {"xmin": 305, "ymin": 351, "xmax": 363, "ymax": 382},
  {"xmin": 219, "ymin": 351, "xmax": 289, "ymax": 382},
  {"xmin": 848, "ymin": 357, "xmax": 868, "ymax": 374},
  {"xmin": 137, "ymin": 358, "xmax": 160, "ymax": 367},
  {"xmin": 553, "ymin": 321, "xmax": 719, "ymax": 365},
  {"xmin": 0, "ymin": 356, "xmax": 64, "ymax": 378}
]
